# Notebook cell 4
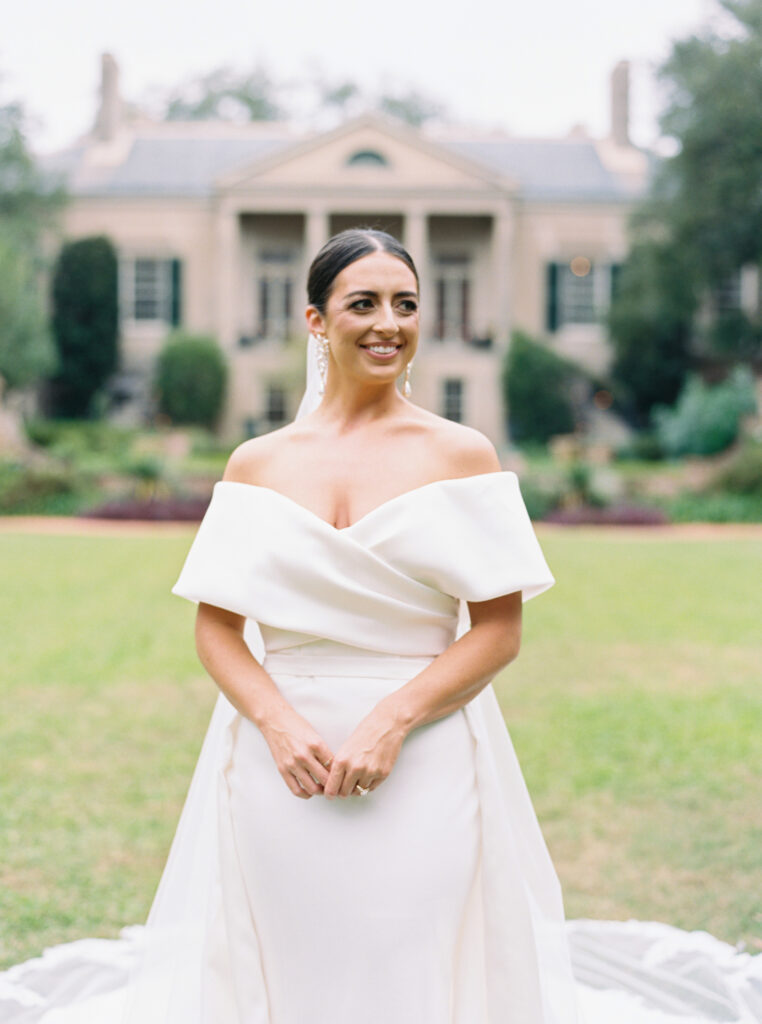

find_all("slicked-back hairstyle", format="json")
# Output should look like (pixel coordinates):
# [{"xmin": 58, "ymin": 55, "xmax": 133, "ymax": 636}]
[{"xmin": 307, "ymin": 228, "xmax": 419, "ymax": 315}]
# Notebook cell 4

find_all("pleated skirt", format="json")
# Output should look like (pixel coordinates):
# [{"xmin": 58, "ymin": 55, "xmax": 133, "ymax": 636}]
[{"xmin": 209, "ymin": 643, "xmax": 484, "ymax": 1024}]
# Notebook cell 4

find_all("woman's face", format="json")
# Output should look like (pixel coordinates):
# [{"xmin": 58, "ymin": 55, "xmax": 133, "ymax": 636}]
[{"xmin": 306, "ymin": 250, "xmax": 419, "ymax": 390}]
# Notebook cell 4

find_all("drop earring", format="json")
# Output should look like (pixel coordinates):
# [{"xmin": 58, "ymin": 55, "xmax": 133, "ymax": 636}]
[
  {"xmin": 315, "ymin": 333, "xmax": 330, "ymax": 395},
  {"xmin": 403, "ymin": 359, "xmax": 414, "ymax": 398}
]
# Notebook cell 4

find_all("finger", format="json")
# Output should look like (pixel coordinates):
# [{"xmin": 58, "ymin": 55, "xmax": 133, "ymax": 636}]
[
  {"xmin": 340, "ymin": 771, "xmax": 360, "ymax": 798},
  {"xmin": 283, "ymin": 772, "xmax": 311, "ymax": 799},
  {"xmin": 323, "ymin": 764, "xmax": 344, "ymax": 800},
  {"xmin": 352, "ymin": 778, "xmax": 373, "ymax": 797},
  {"xmin": 310, "ymin": 754, "xmax": 332, "ymax": 787},
  {"xmin": 294, "ymin": 768, "xmax": 323, "ymax": 796}
]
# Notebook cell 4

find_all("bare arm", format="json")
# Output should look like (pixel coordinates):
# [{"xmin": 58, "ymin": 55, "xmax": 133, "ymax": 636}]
[
  {"xmin": 380, "ymin": 590, "xmax": 521, "ymax": 731},
  {"xmin": 194, "ymin": 602, "xmax": 334, "ymax": 799},
  {"xmin": 190, "ymin": 439, "xmax": 335, "ymax": 800}
]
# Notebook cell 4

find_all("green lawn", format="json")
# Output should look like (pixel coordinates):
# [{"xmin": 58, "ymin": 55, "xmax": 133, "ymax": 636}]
[{"xmin": 1, "ymin": 527, "xmax": 760, "ymax": 968}]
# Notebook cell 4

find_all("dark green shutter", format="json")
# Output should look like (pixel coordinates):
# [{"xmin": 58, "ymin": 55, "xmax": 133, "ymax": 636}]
[
  {"xmin": 170, "ymin": 258, "xmax": 182, "ymax": 326},
  {"xmin": 546, "ymin": 262, "xmax": 558, "ymax": 332},
  {"xmin": 610, "ymin": 262, "xmax": 622, "ymax": 302}
]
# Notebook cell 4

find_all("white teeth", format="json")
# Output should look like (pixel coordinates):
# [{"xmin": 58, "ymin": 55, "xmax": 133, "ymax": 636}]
[{"xmin": 366, "ymin": 345, "xmax": 398, "ymax": 354}]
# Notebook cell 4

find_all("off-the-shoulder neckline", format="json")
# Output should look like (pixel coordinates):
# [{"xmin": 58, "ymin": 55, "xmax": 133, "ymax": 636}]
[{"xmin": 216, "ymin": 470, "xmax": 516, "ymax": 533}]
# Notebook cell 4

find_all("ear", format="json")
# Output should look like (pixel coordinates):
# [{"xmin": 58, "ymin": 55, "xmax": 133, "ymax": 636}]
[{"xmin": 305, "ymin": 305, "xmax": 325, "ymax": 337}]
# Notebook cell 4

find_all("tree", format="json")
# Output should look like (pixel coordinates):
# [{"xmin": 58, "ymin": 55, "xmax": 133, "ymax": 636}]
[
  {"xmin": 157, "ymin": 63, "xmax": 448, "ymax": 128},
  {"xmin": 608, "ymin": 0, "xmax": 762, "ymax": 419},
  {"xmin": 161, "ymin": 66, "xmax": 284, "ymax": 121},
  {"xmin": 0, "ymin": 98, "xmax": 65, "ymax": 391},
  {"xmin": 608, "ymin": 239, "xmax": 697, "ymax": 424},
  {"xmin": 50, "ymin": 236, "xmax": 119, "ymax": 417},
  {"xmin": 502, "ymin": 331, "xmax": 579, "ymax": 444}
]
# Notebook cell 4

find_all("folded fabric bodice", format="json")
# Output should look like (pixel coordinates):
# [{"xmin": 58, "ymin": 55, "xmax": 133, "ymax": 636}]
[{"xmin": 171, "ymin": 470, "xmax": 555, "ymax": 654}]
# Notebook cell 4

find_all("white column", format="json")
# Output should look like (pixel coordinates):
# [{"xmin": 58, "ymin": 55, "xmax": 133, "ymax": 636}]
[
  {"xmin": 491, "ymin": 204, "xmax": 514, "ymax": 350},
  {"xmin": 214, "ymin": 204, "xmax": 240, "ymax": 353},
  {"xmin": 302, "ymin": 207, "xmax": 330, "ymax": 309},
  {"xmin": 403, "ymin": 207, "xmax": 430, "ymax": 342},
  {"xmin": 490, "ymin": 205, "xmax": 515, "ymax": 449}
]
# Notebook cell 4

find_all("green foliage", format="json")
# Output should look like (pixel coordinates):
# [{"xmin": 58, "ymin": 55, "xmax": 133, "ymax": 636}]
[
  {"xmin": 609, "ymin": 1, "xmax": 762, "ymax": 415},
  {"xmin": 0, "ymin": 100, "xmax": 65, "ymax": 390},
  {"xmin": 502, "ymin": 330, "xmax": 578, "ymax": 443},
  {"xmin": 0, "ymin": 233, "xmax": 57, "ymax": 388},
  {"xmin": 652, "ymin": 365, "xmax": 757, "ymax": 456},
  {"xmin": 154, "ymin": 332, "xmax": 227, "ymax": 427},
  {"xmin": 159, "ymin": 63, "xmax": 449, "ymax": 128},
  {"xmin": 0, "ymin": 461, "xmax": 91, "ymax": 514},
  {"xmin": 163, "ymin": 65, "xmax": 284, "ymax": 121},
  {"xmin": 50, "ymin": 236, "xmax": 119, "ymax": 417},
  {"xmin": 712, "ymin": 440, "xmax": 762, "ymax": 496},
  {"xmin": 607, "ymin": 240, "xmax": 696, "ymax": 423},
  {"xmin": 655, "ymin": 2, "xmax": 762, "ymax": 286},
  {"xmin": 654, "ymin": 490, "xmax": 762, "ymax": 522}
]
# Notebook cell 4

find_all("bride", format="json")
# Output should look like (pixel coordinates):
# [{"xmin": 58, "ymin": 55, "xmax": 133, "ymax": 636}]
[
  {"xmin": 165, "ymin": 226, "xmax": 579, "ymax": 1022},
  {"xmin": 3, "ymin": 229, "xmax": 760, "ymax": 1024}
]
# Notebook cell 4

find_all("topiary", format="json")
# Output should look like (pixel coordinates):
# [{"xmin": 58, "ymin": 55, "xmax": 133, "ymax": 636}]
[{"xmin": 154, "ymin": 332, "xmax": 228, "ymax": 428}]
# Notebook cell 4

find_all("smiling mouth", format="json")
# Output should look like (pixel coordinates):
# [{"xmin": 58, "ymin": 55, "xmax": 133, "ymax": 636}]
[{"xmin": 360, "ymin": 343, "xmax": 403, "ymax": 355}]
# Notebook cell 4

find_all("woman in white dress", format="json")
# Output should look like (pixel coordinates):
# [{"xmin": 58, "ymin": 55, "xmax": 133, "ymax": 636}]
[
  {"xmin": 4, "ymin": 229, "xmax": 760, "ymax": 1024},
  {"xmin": 154, "ymin": 227, "xmax": 581, "ymax": 1024}
]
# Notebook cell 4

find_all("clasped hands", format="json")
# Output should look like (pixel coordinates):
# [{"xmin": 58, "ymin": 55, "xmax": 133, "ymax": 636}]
[{"xmin": 261, "ymin": 698, "xmax": 408, "ymax": 800}]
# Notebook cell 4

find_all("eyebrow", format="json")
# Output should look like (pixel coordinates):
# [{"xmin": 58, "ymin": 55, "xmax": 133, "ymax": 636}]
[{"xmin": 344, "ymin": 290, "xmax": 418, "ymax": 299}]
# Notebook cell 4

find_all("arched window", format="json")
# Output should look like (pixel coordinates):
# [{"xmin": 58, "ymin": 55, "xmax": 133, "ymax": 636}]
[{"xmin": 346, "ymin": 149, "xmax": 388, "ymax": 167}]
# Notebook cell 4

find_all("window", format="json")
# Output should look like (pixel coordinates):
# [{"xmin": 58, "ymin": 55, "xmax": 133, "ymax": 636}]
[
  {"xmin": 257, "ymin": 249, "xmax": 295, "ymax": 340},
  {"xmin": 546, "ymin": 259, "xmax": 617, "ymax": 330},
  {"xmin": 442, "ymin": 378, "xmax": 464, "ymax": 423},
  {"xmin": 265, "ymin": 384, "xmax": 288, "ymax": 425},
  {"xmin": 713, "ymin": 269, "xmax": 742, "ymax": 313},
  {"xmin": 433, "ymin": 256, "xmax": 471, "ymax": 340},
  {"xmin": 120, "ymin": 257, "xmax": 182, "ymax": 325},
  {"xmin": 346, "ymin": 150, "xmax": 388, "ymax": 167}
]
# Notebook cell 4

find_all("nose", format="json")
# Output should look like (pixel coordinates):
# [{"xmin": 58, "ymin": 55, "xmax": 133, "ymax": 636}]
[{"xmin": 373, "ymin": 301, "xmax": 399, "ymax": 338}]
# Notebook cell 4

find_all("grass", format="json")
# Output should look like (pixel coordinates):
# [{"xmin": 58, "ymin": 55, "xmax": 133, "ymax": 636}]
[{"xmin": 0, "ymin": 527, "xmax": 760, "ymax": 969}]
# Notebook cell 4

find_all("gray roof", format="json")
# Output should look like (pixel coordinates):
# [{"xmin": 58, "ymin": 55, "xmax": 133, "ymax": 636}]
[
  {"xmin": 39, "ymin": 125, "xmax": 650, "ymax": 201},
  {"xmin": 443, "ymin": 138, "xmax": 636, "ymax": 199}
]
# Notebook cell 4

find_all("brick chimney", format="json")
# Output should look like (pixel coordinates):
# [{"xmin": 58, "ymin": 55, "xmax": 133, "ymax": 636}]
[
  {"xmin": 610, "ymin": 60, "xmax": 630, "ymax": 147},
  {"xmin": 93, "ymin": 52, "xmax": 122, "ymax": 141}
]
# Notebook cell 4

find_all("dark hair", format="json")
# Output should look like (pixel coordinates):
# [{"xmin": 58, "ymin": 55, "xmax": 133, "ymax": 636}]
[{"xmin": 307, "ymin": 228, "xmax": 419, "ymax": 315}]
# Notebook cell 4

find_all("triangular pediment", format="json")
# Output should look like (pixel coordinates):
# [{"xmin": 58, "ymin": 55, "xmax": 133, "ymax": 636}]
[{"xmin": 216, "ymin": 114, "xmax": 517, "ymax": 196}]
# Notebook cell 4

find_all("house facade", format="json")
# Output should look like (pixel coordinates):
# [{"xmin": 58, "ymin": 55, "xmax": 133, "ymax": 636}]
[{"xmin": 44, "ymin": 55, "xmax": 653, "ymax": 445}]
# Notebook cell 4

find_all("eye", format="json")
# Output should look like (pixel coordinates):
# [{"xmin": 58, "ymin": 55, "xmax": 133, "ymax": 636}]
[
  {"xmin": 349, "ymin": 298, "xmax": 374, "ymax": 311},
  {"xmin": 398, "ymin": 299, "xmax": 418, "ymax": 314}
]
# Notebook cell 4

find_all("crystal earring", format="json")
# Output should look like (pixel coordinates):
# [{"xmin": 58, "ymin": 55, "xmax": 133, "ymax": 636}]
[
  {"xmin": 315, "ymin": 333, "xmax": 330, "ymax": 395},
  {"xmin": 403, "ymin": 359, "xmax": 414, "ymax": 398}
]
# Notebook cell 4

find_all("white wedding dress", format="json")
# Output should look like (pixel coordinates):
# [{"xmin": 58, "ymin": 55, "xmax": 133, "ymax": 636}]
[
  {"xmin": 2, "ymin": 473, "xmax": 761, "ymax": 1023},
  {"xmin": 2, "ymin": 340, "xmax": 760, "ymax": 1021}
]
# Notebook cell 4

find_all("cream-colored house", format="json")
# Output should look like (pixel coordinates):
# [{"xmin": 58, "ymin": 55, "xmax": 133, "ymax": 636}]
[{"xmin": 44, "ymin": 55, "xmax": 652, "ymax": 444}]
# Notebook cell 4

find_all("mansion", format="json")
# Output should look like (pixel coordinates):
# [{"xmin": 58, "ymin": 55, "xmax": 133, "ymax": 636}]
[{"xmin": 42, "ymin": 55, "xmax": 654, "ymax": 445}]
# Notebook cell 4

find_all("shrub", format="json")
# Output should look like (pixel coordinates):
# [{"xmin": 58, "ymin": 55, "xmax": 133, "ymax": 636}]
[
  {"xmin": 502, "ymin": 331, "xmax": 578, "ymax": 444},
  {"xmin": 154, "ymin": 333, "xmax": 227, "ymax": 428},
  {"xmin": 651, "ymin": 365, "xmax": 757, "ymax": 457},
  {"xmin": 0, "ymin": 462, "xmax": 89, "ymax": 514},
  {"xmin": 712, "ymin": 441, "xmax": 762, "ymax": 496},
  {"xmin": 615, "ymin": 432, "xmax": 665, "ymax": 462},
  {"xmin": 655, "ymin": 491, "xmax": 762, "ymax": 523},
  {"xmin": 49, "ymin": 236, "xmax": 119, "ymax": 417},
  {"xmin": 542, "ymin": 503, "xmax": 670, "ymax": 525}
]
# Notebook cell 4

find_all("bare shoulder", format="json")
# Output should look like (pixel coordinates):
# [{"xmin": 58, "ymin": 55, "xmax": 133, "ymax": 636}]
[
  {"xmin": 407, "ymin": 406, "xmax": 502, "ymax": 477},
  {"xmin": 222, "ymin": 424, "xmax": 297, "ymax": 484}
]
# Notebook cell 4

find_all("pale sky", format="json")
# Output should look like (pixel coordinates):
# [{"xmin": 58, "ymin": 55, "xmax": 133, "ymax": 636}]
[{"xmin": 1, "ymin": 0, "xmax": 730, "ymax": 155}]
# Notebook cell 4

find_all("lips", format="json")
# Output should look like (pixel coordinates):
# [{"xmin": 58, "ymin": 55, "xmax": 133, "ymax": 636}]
[{"xmin": 360, "ymin": 344, "xmax": 403, "ymax": 361}]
